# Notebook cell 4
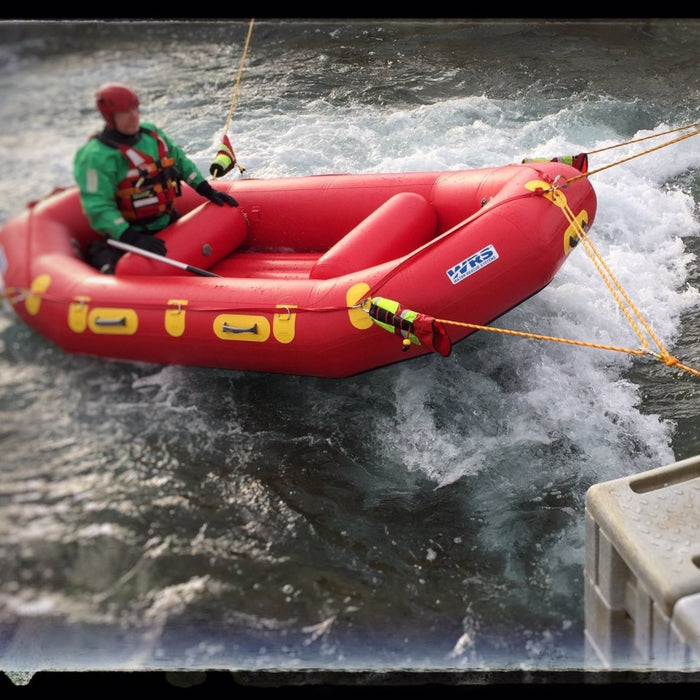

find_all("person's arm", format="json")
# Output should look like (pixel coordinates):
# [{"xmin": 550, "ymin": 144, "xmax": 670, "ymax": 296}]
[
  {"xmin": 73, "ymin": 139, "xmax": 166, "ymax": 255},
  {"xmin": 153, "ymin": 125, "xmax": 238, "ymax": 207},
  {"xmin": 73, "ymin": 140, "xmax": 131, "ymax": 239},
  {"xmin": 152, "ymin": 124, "xmax": 206, "ymax": 190}
]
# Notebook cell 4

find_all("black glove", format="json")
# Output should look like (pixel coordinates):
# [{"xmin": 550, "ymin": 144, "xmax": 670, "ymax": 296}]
[
  {"xmin": 196, "ymin": 180, "xmax": 238, "ymax": 207},
  {"xmin": 120, "ymin": 228, "xmax": 168, "ymax": 256}
]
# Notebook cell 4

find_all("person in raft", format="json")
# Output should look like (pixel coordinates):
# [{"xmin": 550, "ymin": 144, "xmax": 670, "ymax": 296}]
[{"xmin": 74, "ymin": 82, "xmax": 238, "ymax": 273}]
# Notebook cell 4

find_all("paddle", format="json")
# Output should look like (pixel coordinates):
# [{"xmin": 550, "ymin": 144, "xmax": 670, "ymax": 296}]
[{"xmin": 107, "ymin": 238, "xmax": 221, "ymax": 277}]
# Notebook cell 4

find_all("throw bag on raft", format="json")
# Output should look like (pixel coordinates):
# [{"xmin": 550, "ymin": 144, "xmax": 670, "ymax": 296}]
[
  {"xmin": 522, "ymin": 153, "xmax": 588, "ymax": 173},
  {"xmin": 210, "ymin": 134, "xmax": 238, "ymax": 178},
  {"xmin": 367, "ymin": 297, "xmax": 452, "ymax": 357}
]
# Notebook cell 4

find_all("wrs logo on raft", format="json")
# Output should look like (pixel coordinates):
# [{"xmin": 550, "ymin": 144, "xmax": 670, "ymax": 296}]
[{"xmin": 446, "ymin": 244, "xmax": 499, "ymax": 285}]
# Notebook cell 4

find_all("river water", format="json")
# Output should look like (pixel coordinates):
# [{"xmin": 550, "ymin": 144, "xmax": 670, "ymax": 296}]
[{"xmin": 0, "ymin": 19, "xmax": 699, "ymax": 688}]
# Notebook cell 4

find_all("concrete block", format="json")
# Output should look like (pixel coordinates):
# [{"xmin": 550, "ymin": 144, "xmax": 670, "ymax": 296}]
[{"xmin": 584, "ymin": 455, "xmax": 700, "ymax": 669}]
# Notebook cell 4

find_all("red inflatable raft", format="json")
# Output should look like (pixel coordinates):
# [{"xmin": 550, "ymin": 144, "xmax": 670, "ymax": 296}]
[{"xmin": 0, "ymin": 161, "xmax": 596, "ymax": 377}]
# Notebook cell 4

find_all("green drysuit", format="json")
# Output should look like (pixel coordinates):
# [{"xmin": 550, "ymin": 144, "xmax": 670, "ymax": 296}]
[{"xmin": 73, "ymin": 121, "xmax": 207, "ymax": 239}]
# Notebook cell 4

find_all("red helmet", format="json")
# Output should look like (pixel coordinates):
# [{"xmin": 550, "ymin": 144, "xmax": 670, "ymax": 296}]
[{"xmin": 96, "ymin": 83, "xmax": 139, "ymax": 127}]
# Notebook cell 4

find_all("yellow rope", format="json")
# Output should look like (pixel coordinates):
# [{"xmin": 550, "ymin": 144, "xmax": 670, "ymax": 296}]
[
  {"xmin": 560, "ymin": 201, "xmax": 667, "ymax": 355},
  {"xmin": 223, "ymin": 18, "xmax": 255, "ymax": 137},
  {"xmin": 209, "ymin": 18, "xmax": 255, "ymax": 177},
  {"xmin": 556, "ymin": 196, "xmax": 700, "ymax": 376}
]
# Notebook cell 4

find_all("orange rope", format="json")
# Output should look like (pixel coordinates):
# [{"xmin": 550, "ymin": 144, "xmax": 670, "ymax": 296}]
[
  {"xmin": 0, "ymin": 287, "xmax": 27, "ymax": 303},
  {"xmin": 434, "ymin": 171, "xmax": 700, "ymax": 378},
  {"xmin": 566, "ymin": 123, "xmax": 700, "ymax": 183},
  {"xmin": 438, "ymin": 316, "xmax": 700, "ymax": 377},
  {"xmin": 587, "ymin": 120, "xmax": 700, "ymax": 155},
  {"xmin": 554, "ymin": 191, "xmax": 660, "ymax": 354},
  {"xmin": 223, "ymin": 18, "xmax": 255, "ymax": 137}
]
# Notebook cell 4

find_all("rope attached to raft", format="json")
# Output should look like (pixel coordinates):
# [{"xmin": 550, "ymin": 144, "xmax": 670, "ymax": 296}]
[{"xmin": 363, "ymin": 121, "xmax": 700, "ymax": 377}]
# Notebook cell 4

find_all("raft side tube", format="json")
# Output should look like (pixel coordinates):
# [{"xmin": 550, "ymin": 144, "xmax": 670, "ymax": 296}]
[
  {"xmin": 115, "ymin": 203, "xmax": 249, "ymax": 276},
  {"xmin": 0, "ymin": 212, "xmax": 32, "ymax": 289},
  {"xmin": 308, "ymin": 192, "xmax": 438, "ymax": 280},
  {"xmin": 430, "ymin": 166, "xmax": 527, "ymax": 231}
]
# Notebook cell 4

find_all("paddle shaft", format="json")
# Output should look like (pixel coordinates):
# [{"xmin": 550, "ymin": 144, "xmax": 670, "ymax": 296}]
[{"xmin": 107, "ymin": 239, "xmax": 220, "ymax": 277}]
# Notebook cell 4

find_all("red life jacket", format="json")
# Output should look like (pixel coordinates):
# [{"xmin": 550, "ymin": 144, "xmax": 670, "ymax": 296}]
[{"xmin": 98, "ymin": 128, "xmax": 182, "ymax": 223}]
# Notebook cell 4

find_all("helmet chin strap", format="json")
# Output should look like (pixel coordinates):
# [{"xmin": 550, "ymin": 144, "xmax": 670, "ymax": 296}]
[{"xmin": 102, "ymin": 126, "xmax": 140, "ymax": 146}]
